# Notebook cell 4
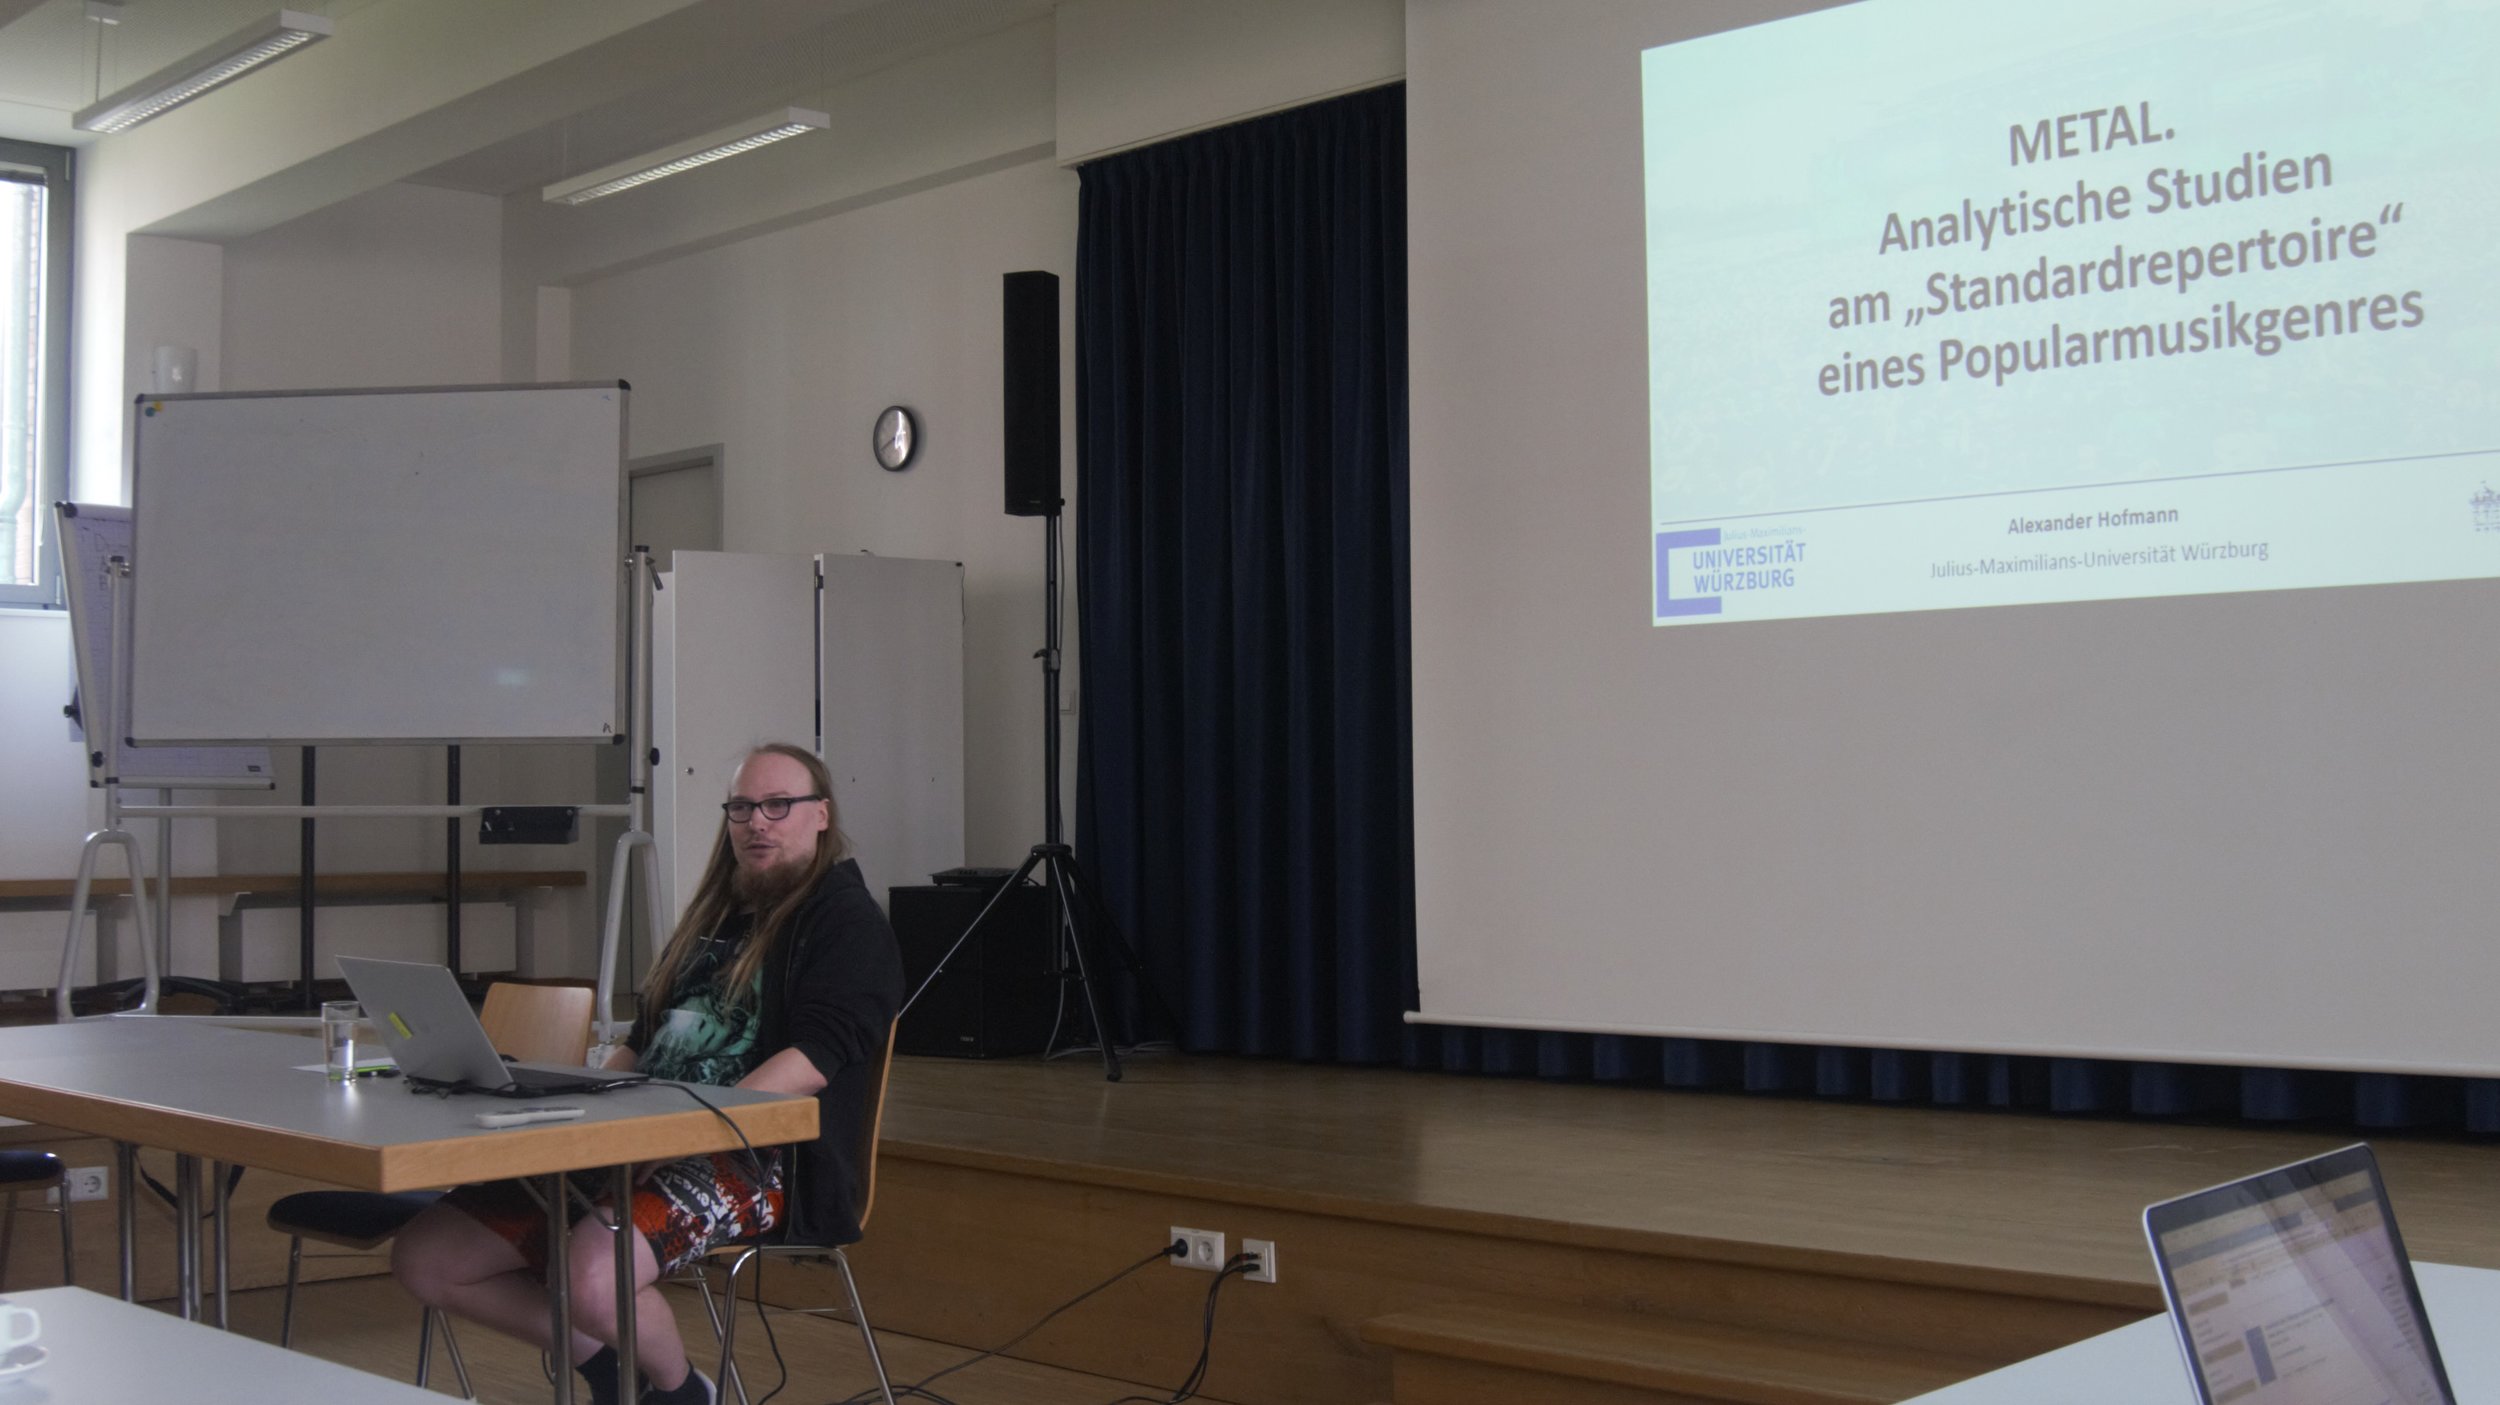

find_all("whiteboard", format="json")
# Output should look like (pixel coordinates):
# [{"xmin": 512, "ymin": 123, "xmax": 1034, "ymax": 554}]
[
  {"xmin": 54, "ymin": 503, "xmax": 274, "ymax": 787},
  {"xmin": 127, "ymin": 384, "xmax": 627, "ymax": 744}
]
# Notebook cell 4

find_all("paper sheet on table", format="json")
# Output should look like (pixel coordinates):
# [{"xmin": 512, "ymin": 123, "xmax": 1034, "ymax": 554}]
[{"xmin": 292, "ymin": 1055, "xmax": 398, "ymax": 1074}]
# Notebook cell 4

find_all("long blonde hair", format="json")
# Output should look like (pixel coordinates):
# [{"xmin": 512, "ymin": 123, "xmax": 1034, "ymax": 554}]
[{"xmin": 641, "ymin": 744, "xmax": 847, "ymax": 1019}]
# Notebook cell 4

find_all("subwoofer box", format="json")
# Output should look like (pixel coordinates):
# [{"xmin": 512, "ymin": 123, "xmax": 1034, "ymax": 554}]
[{"xmin": 889, "ymin": 882, "xmax": 1059, "ymax": 1059}]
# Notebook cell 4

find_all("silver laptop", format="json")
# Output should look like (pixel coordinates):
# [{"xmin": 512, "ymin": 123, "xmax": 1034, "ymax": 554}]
[
  {"xmin": 336, "ymin": 957, "xmax": 642, "ymax": 1098},
  {"xmin": 2144, "ymin": 1143, "xmax": 2453, "ymax": 1405}
]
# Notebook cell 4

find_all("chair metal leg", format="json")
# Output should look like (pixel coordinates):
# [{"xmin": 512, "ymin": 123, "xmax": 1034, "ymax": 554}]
[
  {"xmin": 832, "ymin": 1249, "xmax": 898, "ymax": 1405},
  {"xmin": 689, "ymin": 1258, "xmax": 754, "ymax": 1402},
  {"xmin": 58, "ymin": 1184, "xmax": 74, "ymax": 1288},
  {"xmin": 436, "ymin": 1309, "xmax": 475, "ymax": 1399},
  {"xmin": 279, "ymin": 1236, "xmax": 303, "ymax": 1347},
  {"xmin": 213, "ymin": 1163, "xmax": 231, "ymax": 1329},
  {"xmin": 691, "ymin": 1264, "xmax": 726, "ymax": 1340},
  {"xmin": 115, "ymin": 1143, "xmax": 137, "ymax": 1302},
  {"xmin": 717, "ymin": 1248, "xmax": 760, "ymax": 1405},
  {"xmin": 414, "ymin": 1302, "xmax": 436, "ymax": 1388}
]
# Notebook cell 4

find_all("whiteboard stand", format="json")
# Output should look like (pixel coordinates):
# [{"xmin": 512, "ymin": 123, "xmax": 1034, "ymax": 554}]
[
  {"xmin": 593, "ymin": 548, "xmax": 666, "ymax": 1036},
  {"xmin": 596, "ymin": 831, "xmax": 663, "ymax": 1035},
  {"xmin": 55, "ymin": 557, "xmax": 163, "ymax": 1021}
]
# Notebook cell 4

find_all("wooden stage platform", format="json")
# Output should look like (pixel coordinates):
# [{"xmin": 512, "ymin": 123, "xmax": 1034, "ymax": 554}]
[{"xmin": 803, "ymin": 1052, "xmax": 2500, "ymax": 1405}]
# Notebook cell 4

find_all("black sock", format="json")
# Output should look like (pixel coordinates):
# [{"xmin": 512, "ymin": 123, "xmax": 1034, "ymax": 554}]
[
  {"xmin": 643, "ymin": 1367, "xmax": 711, "ymax": 1405},
  {"xmin": 577, "ymin": 1346, "xmax": 620, "ymax": 1405}
]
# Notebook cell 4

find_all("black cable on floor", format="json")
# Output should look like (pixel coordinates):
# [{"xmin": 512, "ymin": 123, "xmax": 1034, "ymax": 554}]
[
  {"xmin": 1098, "ymin": 1254, "xmax": 1257, "ymax": 1405},
  {"xmin": 824, "ymin": 1241, "xmax": 1184, "ymax": 1405},
  {"xmin": 751, "ymin": 1242, "xmax": 793, "ymax": 1405}
]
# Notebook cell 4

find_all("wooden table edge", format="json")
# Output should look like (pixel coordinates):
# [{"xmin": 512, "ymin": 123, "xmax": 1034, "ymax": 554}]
[{"xmin": 0, "ymin": 1079, "xmax": 816, "ymax": 1192}]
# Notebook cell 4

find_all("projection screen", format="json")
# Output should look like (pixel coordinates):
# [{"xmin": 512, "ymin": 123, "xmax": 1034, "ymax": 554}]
[{"xmin": 1406, "ymin": 0, "xmax": 2500, "ymax": 1075}]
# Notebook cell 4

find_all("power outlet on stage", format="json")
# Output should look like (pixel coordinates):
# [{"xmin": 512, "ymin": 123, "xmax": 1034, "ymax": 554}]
[
  {"xmin": 1241, "ymin": 1238, "xmax": 1278, "ymax": 1284},
  {"xmin": 65, "ymin": 1165, "xmax": 109, "ymax": 1202},
  {"xmin": 1170, "ymin": 1226, "xmax": 1226, "ymax": 1271}
]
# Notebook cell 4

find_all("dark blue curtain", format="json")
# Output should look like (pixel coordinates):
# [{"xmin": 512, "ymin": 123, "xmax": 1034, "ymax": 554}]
[
  {"xmin": 1070, "ymin": 84, "xmax": 2500, "ymax": 1133},
  {"xmin": 1074, "ymin": 85, "xmax": 1411, "ymax": 1062}
]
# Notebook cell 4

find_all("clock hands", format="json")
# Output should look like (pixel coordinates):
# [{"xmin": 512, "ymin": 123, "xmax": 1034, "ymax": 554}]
[{"xmin": 876, "ymin": 408, "xmax": 914, "ymax": 468}]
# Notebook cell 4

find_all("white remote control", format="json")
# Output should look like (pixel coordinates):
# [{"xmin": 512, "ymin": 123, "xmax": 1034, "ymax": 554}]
[{"xmin": 473, "ymin": 1105, "xmax": 586, "ymax": 1129}]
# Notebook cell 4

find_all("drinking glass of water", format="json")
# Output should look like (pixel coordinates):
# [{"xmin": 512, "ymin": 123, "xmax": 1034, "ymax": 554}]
[{"xmin": 321, "ymin": 1000, "xmax": 364, "ymax": 1079}]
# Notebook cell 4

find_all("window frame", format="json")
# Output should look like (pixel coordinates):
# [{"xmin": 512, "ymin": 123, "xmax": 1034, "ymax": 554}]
[{"xmin": 0, "ymin": 137, "xmax": 73, "ymax": 610}]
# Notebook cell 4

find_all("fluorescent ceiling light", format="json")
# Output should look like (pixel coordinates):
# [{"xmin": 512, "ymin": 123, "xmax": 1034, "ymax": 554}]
[
  {"xmin": 543, "ymin": 107, "xmax": 831, "ymax": 206},
  {"xmin": 73, "ymin": 10, "xmax": 333, "ymax": 134}
]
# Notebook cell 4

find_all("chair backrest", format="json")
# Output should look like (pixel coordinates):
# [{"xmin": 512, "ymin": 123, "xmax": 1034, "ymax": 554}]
[
  {"xmin": 479, "ymin": 981, "xmax": 595, "ymax": 1066},
  {"xmin": 854, "ymin": 1023, "xmax": 897, "ymax": 1233}
]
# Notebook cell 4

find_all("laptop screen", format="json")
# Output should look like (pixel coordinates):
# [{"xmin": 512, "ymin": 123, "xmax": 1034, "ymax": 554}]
[{"xmin": 2144, "ymin": 1144, "xmax": 2453, "ymax": 1405}]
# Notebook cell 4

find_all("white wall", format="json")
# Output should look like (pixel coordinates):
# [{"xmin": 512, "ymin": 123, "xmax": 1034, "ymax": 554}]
[
  {"xmin": 124, "ymin": 235, "xmax": 224, "ymax": 398},
  {"xmin": 222, "ymin": 181, "xmax": 503, "ymax": 392},
  {"xmin": 569, "ymin": 155, "xmax": 1079, "ymax": 869}
]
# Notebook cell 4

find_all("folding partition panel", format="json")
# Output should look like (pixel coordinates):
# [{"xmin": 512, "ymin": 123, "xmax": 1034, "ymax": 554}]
[
  {"xmin": 652, "ymin": 551, "xmax": 965, "ymax": 931},
  {"xmin": 652, "ymin": 552, "xmax": 817, "ymax": 931},
  {"xmin": 820, "ymin": 553, "xmax": 966, "ymax": 901}
]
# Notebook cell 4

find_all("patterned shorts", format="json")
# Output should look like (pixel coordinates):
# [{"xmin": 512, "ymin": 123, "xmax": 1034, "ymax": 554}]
[{"xmin": 444, "ymin": 1149, "xmax": 784, "ymax": 1277}]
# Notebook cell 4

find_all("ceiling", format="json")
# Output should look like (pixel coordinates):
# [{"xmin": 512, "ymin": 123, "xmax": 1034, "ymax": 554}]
[
  {"xmin": 0, "ymin": 0, "xmax": 387, "ymax": 147},
  {"xmin": 0, "ymin": 0, "xmax": 1051, "ymax": 197},
  {"xmin": 407, "ymin": 0, "xmax": 1053, "ymax": 198}
]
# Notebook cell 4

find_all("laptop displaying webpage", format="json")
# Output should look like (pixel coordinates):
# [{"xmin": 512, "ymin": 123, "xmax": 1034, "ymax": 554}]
[{"xmin": 2152, "ymin": 1162, "xmax": 2448, "ymax": 1405}]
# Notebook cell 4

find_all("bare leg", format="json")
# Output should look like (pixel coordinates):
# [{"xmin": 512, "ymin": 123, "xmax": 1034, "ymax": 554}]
[
  {"xmin": 564, "ymin": 1206, "xmax": 690, "ymax": 1390},
  {"xmin": 394, "ymin": 1197, "xmax": 691, "ymax": 1387},
  {"xmin": 392, "ymin": 1200, "xmax": 604, "ymax": 1366}
]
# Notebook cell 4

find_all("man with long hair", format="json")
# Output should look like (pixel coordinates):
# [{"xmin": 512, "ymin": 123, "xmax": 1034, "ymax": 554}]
[{"xmin": 393, "ymin": 743, "xmax": 902, "ymax": 1404}]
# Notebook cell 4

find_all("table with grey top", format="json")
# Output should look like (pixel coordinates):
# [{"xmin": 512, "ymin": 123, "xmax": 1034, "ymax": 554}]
[
  {"xmin": 0, "ymin": 1284, "xmax": 445, "ymax": 1403},
  {"xmin": 0, "ymin": 1015, "xmax": 815, "ymax": 1405},
  {"xmin": 1900, "ymin": 1260, "xmax": 2500, "ymax": 1403}
]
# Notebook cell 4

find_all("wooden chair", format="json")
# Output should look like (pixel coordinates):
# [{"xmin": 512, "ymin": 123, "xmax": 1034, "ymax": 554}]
[
  {"xmin": 684, "ymin": 1025, "xmax": 898, "ymax": 1405},
  {"xmin": 479, "ymin": 982, "xmax": 595, "ymax": 1067},
  {"xmin": 0, "ymin": 1149, "xmax": 73, "ymax": 1289},
  {"xmin": 268, "ymin": 981, "xmax": 597, "ymax": 1393}
]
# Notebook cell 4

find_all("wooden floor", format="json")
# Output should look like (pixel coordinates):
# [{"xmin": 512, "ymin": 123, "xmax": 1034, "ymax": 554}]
[
  {"xmin": 26, "ymin": 1050, "xmax": 2500, "ymax": 1405},
  {"xmin": 208, "ymin": 1272, "xmax": 1242, "ymax": 1405},
  {"xmin": 877, "ymin": 1050, "xmax": 2500, "ymax": 1294},
  {"xmin": 831, "ymin": 1050, "xmax": 2500, "ymax": 1403}
]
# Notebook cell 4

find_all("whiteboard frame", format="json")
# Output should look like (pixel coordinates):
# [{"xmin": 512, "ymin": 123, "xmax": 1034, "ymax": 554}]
[{"xmin": 125, "ymin": 382, "xmax": 629, "ymax": 746}]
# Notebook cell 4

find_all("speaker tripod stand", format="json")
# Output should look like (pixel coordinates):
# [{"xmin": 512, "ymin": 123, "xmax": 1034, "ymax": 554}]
[
  {"xmin": 898, "ymin": 507, "xmax": 1168, "ymax": 1081},
  {"xmin": 913, "ymin": 837, "xmax": 1146, "ymax": 1080}
]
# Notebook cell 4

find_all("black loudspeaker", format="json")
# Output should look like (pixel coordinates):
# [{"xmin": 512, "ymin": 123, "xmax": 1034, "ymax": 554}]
[
  {"xmin": 891, "ymin": 882, "xmax": 1060, "ymax": 1058},
  {"xmin": 1001, "ymin": 270, "xmax": 1061, "ymax": 516}
]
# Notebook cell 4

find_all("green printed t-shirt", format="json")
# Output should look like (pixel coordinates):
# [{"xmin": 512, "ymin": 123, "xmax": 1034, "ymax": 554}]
[{"xmin": 640, "ymin": 918, "xmax": 766, "ymax": 1087}]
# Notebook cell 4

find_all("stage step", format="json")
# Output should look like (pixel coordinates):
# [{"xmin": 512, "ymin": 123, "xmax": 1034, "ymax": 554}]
[{"xmin": 1361, "ymin": 1300, "xmax": 1985, "ymax": 1405}]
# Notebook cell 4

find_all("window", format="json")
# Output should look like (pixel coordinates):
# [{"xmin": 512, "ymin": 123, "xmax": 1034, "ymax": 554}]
[{"xmin": 0, "ymin": 138, "xmax": 71, "ymax": 608}]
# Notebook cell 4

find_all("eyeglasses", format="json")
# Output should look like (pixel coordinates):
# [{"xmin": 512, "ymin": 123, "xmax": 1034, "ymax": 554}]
[{"xmin": 720, "ymin": 794, "xmax": 825, "ymax": 823}]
